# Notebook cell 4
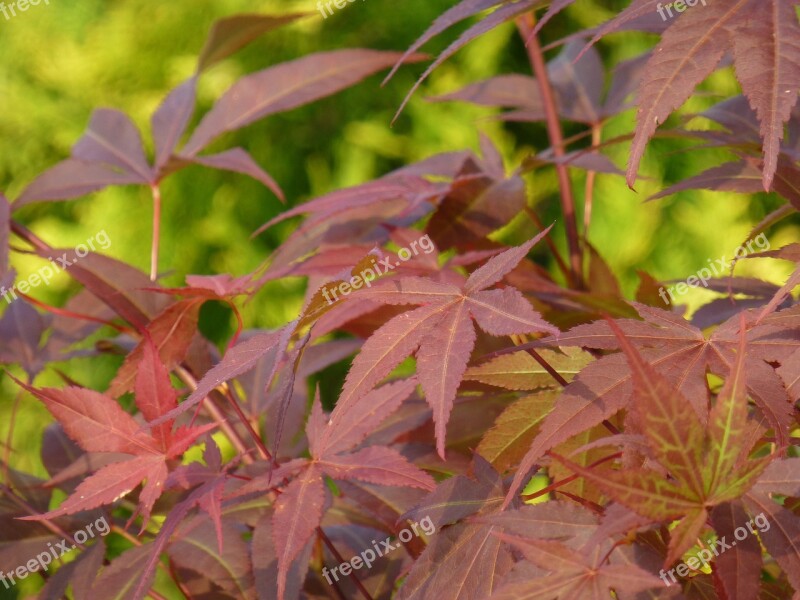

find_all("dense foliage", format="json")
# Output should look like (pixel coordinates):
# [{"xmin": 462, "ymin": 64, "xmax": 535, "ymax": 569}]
[{"xmin": 1, "ymin": 1, "xmax": 799, "ymax": 598}]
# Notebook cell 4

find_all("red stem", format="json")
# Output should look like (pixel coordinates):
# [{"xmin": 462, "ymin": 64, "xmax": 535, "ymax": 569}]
[
  {"xmin": 150, "ymin": 184, "xmax": 162, "ymax": 282},
  {"xmin": 525, "ymin": 347, "xmax": 620, "ymax": 435},
  {"xmin": 517, "ymin": 14, "xmax": 583, "ymax": 289},
  {"xmin": 521, "ymin": 452, "xmax": 622, "ymax": 501}
]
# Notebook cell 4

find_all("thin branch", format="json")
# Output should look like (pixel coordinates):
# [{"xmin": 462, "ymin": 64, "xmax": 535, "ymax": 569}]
[
  {"xmin": 222, "ymin": 386, "xmax": 271, "ymax": 462},
  {"xmin": 583, "ymin": 123, "xmax": 603, "ymax": 240},
  {"xmin": 525, "ymin": 347, "xmax": 620, "ymax": 435},
  {"xmin": 174, "ymin": 366, "xmax": 253, "ymax": 463},
  {"xmin": 0, "ymin": 483, "xmax": 82, "ymax": 549},
  {"xmin": 516, "ymin": 14, "xmax": 583, "ymax": 289},
  {"xmin": 318, "ymin": 526, "xmax": 375, "ymax": 600},
  {"xmin": 523, "ymin": 206, "xmax": 573, "ymax": 286},
  {"xmin": 150, "ymin": 184, "xmax": 162, "ymax": 282},
  {"xmin": 16, "ymin": 291, "xmax": 131, "ymax": 333},
  {"xmin": 521, "ymin": 451, "xmax": 622, "ymax": 501}
]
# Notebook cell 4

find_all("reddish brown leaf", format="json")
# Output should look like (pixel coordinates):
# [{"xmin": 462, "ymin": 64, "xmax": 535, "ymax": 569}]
[
  {"xmin": 273, "ymin": 467, "xmax": 327, "ymax": 600},
  {"xmin": 417, "ymin": 299, "xmax": 476, "ymax": 458},
  {"xmin": 134, "ymin": 339, "xmax": 179, "ymax": 451},
  {"xmin": 109, "ymin": 298, "xmax": 202, "ymax": 397},
  {"xmin": 21, "ymin": 455, "xmax": 167, "ymax": 521},
  {"xmin": 14, "ymin": 159, "xmax": 144, "ymax": 207},
  {"xmin": 192, "ymin": 148, "xmax": 284, "ymax": 201},
  {"xmin": 12, "ymin": 378, "xmax": 159, "ymax": 456},
  {"xmin": 464, "ymin": 227, "xmax": 552, "ymax": 293},
  {"xmin": 743, "ymin": 492, "xmax": 800, "ymax": 591},
  {"xmin": 467, "ymin": 288, "xmax": 558, "ymax": 336},
  {"xmin": 151, "ymin": 77, "xmax": 197, "ymax": 170},
  {"xmin": 313, "ymin": 377, "xmax": 418, "ymax": 457},
  {"xmin": 184, "ymin": 50, "xmax": 417, "ymax": 155},
  {"xmin": 476, "ymin": 392, "xmax": 556, "ymax": 473},
  {"xmin": 72, "ymin": 109, "xmax": 153, "ymax": 182},
  {"xmin": 710, "ymin": 501, "xmax": 763, "ymax": 600},
  {"xmin": 320, "ymin": 446, "xmax": 435, "ymax": 491},
  {"xmin": 491, "ymin": 534, "xmax": 662, "ymax": 599},
  {"xmin": 397, "ymin": 523, "xmax": 514, "ymax": 600},
  {"xmin": 151, "ymin": 323, "xmax": 294, "ymax": 426},
  {"xmin": 197, "ymin": 13, "xmax": 308, "ymax": 72}
]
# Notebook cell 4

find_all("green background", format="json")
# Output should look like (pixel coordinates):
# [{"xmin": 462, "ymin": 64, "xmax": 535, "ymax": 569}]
[{"xmin": 0, "ymin": 1, "xmax": 797, "ymax": 595}]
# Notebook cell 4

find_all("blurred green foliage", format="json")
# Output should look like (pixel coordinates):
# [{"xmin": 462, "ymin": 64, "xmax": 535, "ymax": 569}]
[{"xmin": 0, "ymin": 0, "xmax": 797, "ymax": 553}]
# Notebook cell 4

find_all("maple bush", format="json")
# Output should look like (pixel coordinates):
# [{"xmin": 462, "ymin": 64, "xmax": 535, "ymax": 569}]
[{"xmin": 2, "ymin": 1, "xmax": 800, "ymax": 599}]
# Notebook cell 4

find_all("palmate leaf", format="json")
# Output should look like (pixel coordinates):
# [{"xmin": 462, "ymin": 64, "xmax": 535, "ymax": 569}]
[
  {"xmin": 477, "ymin": 500, "xmax": 599, "ymax": 546},
  {"xmin": 703, "ymin": 316, "xmax": 750, "ymax": 496},
  {"xmin": 0, "ymin": 300, "xmax": 51, "ymax": 378},
  {"xmin": 606, "ymin": 318, "xmax": 706, "ymax": 499},
  {"xmin": 627, "ymin": 0, "xmax": 800, "ymax": 190},
  {"xmin": 742, "ymin": 459, "xmax": 800, "ymax": 593},
  {"xmin": 266, "ymin": 388, "xmax": 434, "ymax": 600},
  {"xmin": 425, "ymin": 168, "xmax": 528, "ymax": 252},
  {"xmin": 396, "ymin": 464, "xmax": 612, "ymax": 599},
  {"xmin": 330, "ymin": 232, "xmax": 558, "ymax": 458},
  {"xmin": 489, "ymin": 535, "xmax": 662, "ymax": 599},
  {"xmin": 90, "ymin": 544, "xmax": 155, "ymax": 600},
  {"xmin": 549, "ymin": 321, "xmax": 772, "ymax": 566},
  {"xmin": 150, "ymin": 77, "xmax": 197, "ymax": 171},
  {"xmin": 14, "ymin": 159, "xmax": 145, "ymax": 207},
  {"xmin": 267, "ymin": 457, "xmax": 431, "ymax": 600},
  {"xmin": 505, "ymin": 302, "xmax": 800, "ymax": 506},
  {"xmin": 168, "ymin": 516, "xmax": 255, "ymax": 599},
  {"xmin": 319, "ymin": 446, "xmax": 437, "ymax": 490},
  {"xmin": 313, "ymin": 377, "xmax": 419, "ymax": 457},
  {"xmin": 502, "ymin": 0, "xmax": 800, "ymax": 190},
  {"xmin": 11, "ymin": 378, "xmax": 161, "ymax": 457},
  {"xmin": 306, "ymin": 386, "xmax": 436, "ymax": 493},
  {"xmin": 549, "ymin": 461, "xmax": 700, "ymax": 522},
  {"xmin": 21, "ymin": 456, "xmax": 168, "ymax": 522},
  {"xmin": 416, "ymin": 299, "xmax": 477, "ymax": 456},
  {"xmin": 396, "ymin": 522, "xmax": 515, "ymax": 600},
  {"xmin": 731, "ymin": 0, "xmax": 800, "ymax": 189},
  {"xmin": 11, "ymin": 347, "xmax": 212, "ymax": 524},
  {"xmin": 252, "ymin": 514, "xmax": 313, "ymax": 600},
  {"xmin": 434, "ymin": 41, "xmax": 642, "ymax": 126},
  {"xmin": 383, "ymin": 0, "xmax": 508, "ymax": 85},
  {"xmin": 191, "ymin": 148, "xmax": 285, "ymax": 201},
  {"xmin": 134, "ymin": 339, "xmax": 180, "ymax": 452},
  {"xmin": 37, "ymin": 539, "xmax": 106, "ymax": 600}
]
